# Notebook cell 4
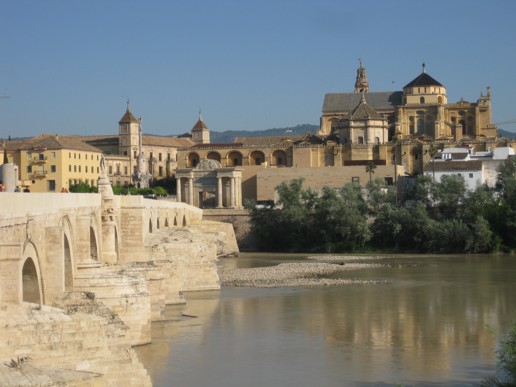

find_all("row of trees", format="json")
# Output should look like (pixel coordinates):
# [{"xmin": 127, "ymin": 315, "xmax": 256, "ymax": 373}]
[{"xmin": 247, "ymin": 158, "xmax": 516, "ymax": 253}]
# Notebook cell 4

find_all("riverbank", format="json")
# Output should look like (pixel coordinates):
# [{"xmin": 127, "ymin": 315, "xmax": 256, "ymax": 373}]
[{"xmin": 219, "ymin": 255, "xmax": 390, "ymax": 287}]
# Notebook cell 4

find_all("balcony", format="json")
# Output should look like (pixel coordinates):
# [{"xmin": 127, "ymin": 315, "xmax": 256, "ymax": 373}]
[
  {"xmin": 30, "ymin": 156, "xmax": 48, "ymax": 165},
  {"xmin": 30, "ymin": 171, "xmax": 47, "ymax": 179}
]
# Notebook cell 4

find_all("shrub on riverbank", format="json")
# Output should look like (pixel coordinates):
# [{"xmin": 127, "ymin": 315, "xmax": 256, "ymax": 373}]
[{"xmin": 247, "ymin": 158, "xmax": 516, "ymax": 254}]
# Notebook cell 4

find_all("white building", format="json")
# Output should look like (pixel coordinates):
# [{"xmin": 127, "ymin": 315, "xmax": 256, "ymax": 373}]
[{"xmin": 424, "ymin": 147, "xmax": 514, "ymax": 190}]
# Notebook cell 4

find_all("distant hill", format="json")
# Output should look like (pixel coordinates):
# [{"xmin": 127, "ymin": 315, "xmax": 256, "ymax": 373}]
[
  {"xmin": 498, "ymin": 128, "xmax": 516, "ymax": 139},
  {"xmin": 210, "ymin": 124, "xmax": 319, "ymax": 143}
]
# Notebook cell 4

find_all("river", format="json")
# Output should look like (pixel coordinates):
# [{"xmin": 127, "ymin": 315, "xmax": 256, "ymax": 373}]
[{"xmin": 135, "ymin": 253, "xmax": 516, "ymax": 386}]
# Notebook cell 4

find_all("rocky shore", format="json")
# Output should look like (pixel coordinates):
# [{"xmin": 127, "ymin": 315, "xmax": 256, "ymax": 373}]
[{"xmin": 219, "ymin": 255, "xmax": 390, "ymax": 288}]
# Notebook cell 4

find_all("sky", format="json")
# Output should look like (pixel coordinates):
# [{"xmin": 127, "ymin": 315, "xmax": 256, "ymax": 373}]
[{"xmin": 1, "ymin": 0, "xmax": 516, "ymax": 138}]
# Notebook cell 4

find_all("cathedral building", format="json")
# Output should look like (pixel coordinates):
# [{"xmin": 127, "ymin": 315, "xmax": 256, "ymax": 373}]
[{"xmin": 321, "ymin": 63, "xmax": 498, "ymax": 143}]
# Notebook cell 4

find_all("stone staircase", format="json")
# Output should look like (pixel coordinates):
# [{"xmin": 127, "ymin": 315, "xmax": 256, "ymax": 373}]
[{"xmin": 0, "ymin": 302, "xmax": 151, "ymax": 386}]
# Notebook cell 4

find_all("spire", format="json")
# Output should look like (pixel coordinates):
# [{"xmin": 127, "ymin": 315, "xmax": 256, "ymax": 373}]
[
  {"xmin": 2, "ymin": 141, "xmax": 7, "ymax": 164},
  {"xmin": 354, "ymin": 58, "xmax": 369, "ymax": 93},
  {"xmin": 422, "ymin": 62, "xmax": 426, "ymax": 73}
]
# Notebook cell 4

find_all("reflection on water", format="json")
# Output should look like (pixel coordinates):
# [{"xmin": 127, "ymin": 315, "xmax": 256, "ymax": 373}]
[{"xmin": 135, "ymin": 254, "xmax": 516, "ymax": 386}]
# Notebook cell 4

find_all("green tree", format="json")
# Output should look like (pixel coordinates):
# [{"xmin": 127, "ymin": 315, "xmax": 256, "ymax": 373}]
[
  {"xmin": 69, "ymin": 182, "xmax": 97, "ymax": 193},
  {"xmin": 365, "ymin": 162, "xmax": 377, "ymax": 183}
]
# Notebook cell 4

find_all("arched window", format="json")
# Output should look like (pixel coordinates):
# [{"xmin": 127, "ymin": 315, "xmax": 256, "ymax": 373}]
[
  {"xmin": 250, "ymin": 151, "xmax": 265, "ymax": 166},
  {"xmin": 188, "ymin": 152, "xmax": 200, "ymax": 167},
  {"xmin": 149, "ymin": 219, "xmax": 153, "ymax": 233},
  {"xmin": 207, "ymin": 152, "xmax": 221, "ymax": 162},
  {"xmin": 227, "ymin": 151, "xmax": 243, "ymax": 166},
  {"xmin": 272, "ymin": 150, "xmax": 288, "ymax": 166},
  {"xmin": 417, "ymin": 119, "xmax": 424, "ymax": 134}
]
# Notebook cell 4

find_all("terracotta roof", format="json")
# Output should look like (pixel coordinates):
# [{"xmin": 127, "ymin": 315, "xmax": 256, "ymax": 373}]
[
  {"xmin": 17, "ymin": 134, "xmax": 103, "ymax": 152},
  {"xmin": 142, "ymin": 135, "xmax": 195, "ymax": 147},
  {"xmin": 192, "ymin": 117, "xmax": 208, "ymax": 131},
  {"xmin": 119, "ymin": 108, "xmax": 139, "ymax": 124},
  {"xmin": 323, "ymin": 91, "xmax": 402, "ymax": 113}
]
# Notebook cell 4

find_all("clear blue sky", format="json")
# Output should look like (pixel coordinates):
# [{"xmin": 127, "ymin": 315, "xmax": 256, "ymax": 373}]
[{"xmin": 1, "ymin": 0, "xmax": 516, "ymax": 138}]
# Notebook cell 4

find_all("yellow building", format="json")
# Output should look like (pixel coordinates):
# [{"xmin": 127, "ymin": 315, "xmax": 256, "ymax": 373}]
[{"xmin": 5, "ymin": 134, "xmax": 103, "ymax": 192}]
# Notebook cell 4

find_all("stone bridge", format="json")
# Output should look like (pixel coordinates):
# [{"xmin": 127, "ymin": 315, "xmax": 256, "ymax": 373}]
[
  {"xmin": 0, "ymin": 171, "xmax": 239, "ymax": 385},
  {"xmin": 0, "ymin": 192, "xmax": 207, "ymax": 307}
]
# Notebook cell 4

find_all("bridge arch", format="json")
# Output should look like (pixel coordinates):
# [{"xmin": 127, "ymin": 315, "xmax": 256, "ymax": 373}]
[
  {"xmin": 61, "ymin": 215, "xmax": 75, "ymax": 291},
  {"xmin": 21, "ymin": 242, "xmax": 43, "ymax": 305}
]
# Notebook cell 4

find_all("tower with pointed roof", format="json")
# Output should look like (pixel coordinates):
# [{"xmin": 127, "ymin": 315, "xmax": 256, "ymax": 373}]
[
  {"xmin": 118, "ymin": 102, "xmax": 141, "ymax": 161},
  {"xmin": 354, "ymin": 59, "xmax": 369, "ymax": 93},
  {"xmin": 191, "ymin": 111, "xmax": 210, "ymax": 144}
]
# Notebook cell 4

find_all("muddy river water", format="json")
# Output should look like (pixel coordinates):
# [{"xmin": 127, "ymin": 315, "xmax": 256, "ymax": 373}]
[{"xmin": 136, "ymin": 253, "xmax": 516, "ymax": 386}]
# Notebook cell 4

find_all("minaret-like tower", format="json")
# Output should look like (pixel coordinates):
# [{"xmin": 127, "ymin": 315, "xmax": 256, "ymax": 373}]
[
  {"xmin": 354, "ymin": 59, "xmax": 369, "ymax": 93},
  {"xmin": 191, "ymin": 110, "xmax": 211, "ymax": 144}
]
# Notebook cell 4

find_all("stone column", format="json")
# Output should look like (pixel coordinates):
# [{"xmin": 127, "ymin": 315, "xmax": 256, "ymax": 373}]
[
  {"xmin": 236, "ymin": 176, "xmax": 242, "ymax": 208},
  {"xmin": 176, "ymin": 177, "xmax": 182, "ymax": 203},
  {"xmin": 217, "ymin": 176, "xmax": 223, "ymax": 208},
  {"xmin": 188, "ymin": 177, "xmax": 194, "ymax": 206},
  {"xmin": 230, "ymin": 177, "xmax": 236, "ymax": 208}
]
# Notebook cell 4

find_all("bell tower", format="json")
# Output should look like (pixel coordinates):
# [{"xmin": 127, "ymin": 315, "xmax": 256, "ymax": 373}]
[
  {"xmin": 191, "ymin": 111, "xmax": 211, "ymax": 144},
  {"xmin": 118, "ymin": 101, "xmax": 140, "ymax": 159},
  {"xmin": 354, "ymin": 59, "xmax": 369, "ymax": 93}
]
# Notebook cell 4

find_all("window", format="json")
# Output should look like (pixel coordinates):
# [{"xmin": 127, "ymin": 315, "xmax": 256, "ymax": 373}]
[
  {"xmin": 78, "ymin": 166, "xmax": 81, "ymax": 173},
  {"xmin": 124, "ymin": 166, "xmax": 128, "ymax": 175},
  {"xmin": 51, "ymin": 152, "xmax": 56, "ymax": 159},
  {"xmin": 39, "ymin": 153, "xmax": 45, "ymax": 161},
  {"xmin": 97, "ymin": 167, "xmax": 99, "ymax": 173},
  {"xmin": 48, "ymin": 180, "xmax": 56, "ymax": 191},
  {"xmin": 358, "ymin": 136, "xmax": 364, "ymax": 144},
  {"xmin": 469, "ymin": 173, "xmax": 474, "ymax": 178},
  {"xmin": 109, "ymin": 166, "xmax": 113, "ymax": 174},
  {"xmin": 123, "ymin": 151, "xmax": 127, "ymax": 156},
  {"xmin": 352, "ymin": 177, "xmax": 360, "ymax": 184},
  {"xmin": 385, "ymin": 177, "xmax": 394, "ymax": 186},
  {"xmin": 159, "ymin": 153, "xmax": 162, "ymax": 161},
  {"xmin": 69, "ymin": 165, "xmax": 71, "ymax": 172},
  {"xmin": 159, "ymin": 166, "xmax": 163, "ymax": 177},
  {"xmin": 134, "ymin": 151, "xmax": 137, "ymax": 159},
  {"xmin": 167, "ymin": 153, "xmax": 171, "ymax": 161},
  {"xmin": 420, "ymin": 97, "xmax": 425, "ymax": 104},
  {"xmin": 51, "ymin": 165, "xmax": 56, "ymax": 173},
  {"xmin": 74, "ymin": 165, "xmax": 77, "ymax": 172},
  {"xmin": 78, "ymin": 154, "xmax": 81, "ymax": 160},
  {"xmin": 116, "ymin": 164, "xmax": 121, "ymax": 175},
  {"xmin": 74, "ymin": 153, "xmax": 76, "ymax": 159},
  {"xmin": 27, "ymin": 165, "xmax": 32, "ymax": 173}
]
